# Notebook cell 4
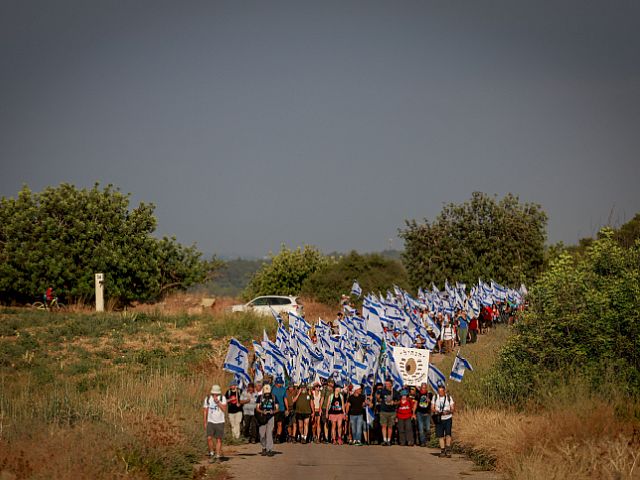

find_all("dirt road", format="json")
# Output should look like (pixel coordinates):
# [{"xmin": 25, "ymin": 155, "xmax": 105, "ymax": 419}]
[{"xmin": 224, "ymin": 443, "xmax": 498, "ymax": 480}]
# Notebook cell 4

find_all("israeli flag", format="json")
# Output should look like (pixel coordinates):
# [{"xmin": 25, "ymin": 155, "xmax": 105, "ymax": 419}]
[
  {"xmin": 223, "ymin": 338, "xmax": 251, "ymax": 384},
  {"xmin": 450, "ymin": 354, "xmax": 474, "ymax": 382},
  {"xmin": 351, "ymin": 280, "xmax": 363, "ymax": 298},
  {"xmin": 427, "ymin": 363, "xmax": 447, "ymax": 392}
]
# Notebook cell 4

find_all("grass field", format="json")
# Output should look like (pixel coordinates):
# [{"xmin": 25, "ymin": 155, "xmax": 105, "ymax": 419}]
[{"xmin": 0, "ymin": 307, "xmax": 273, "ymax": 479}]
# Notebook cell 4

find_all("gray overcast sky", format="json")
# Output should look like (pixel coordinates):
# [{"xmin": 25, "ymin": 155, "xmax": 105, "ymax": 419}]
[{"xmin": 1, "ymin": 0, "xmax": 639, "ymax": 257}]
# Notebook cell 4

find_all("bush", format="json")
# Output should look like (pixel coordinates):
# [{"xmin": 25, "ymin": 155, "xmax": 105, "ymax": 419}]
[
  {"xmin": 301, "ymin": 251, "xmax": 410, "ymax": 304},
  {"xmin": 488, "ymin": 229, "xmax": 640, "ymax": 405}
]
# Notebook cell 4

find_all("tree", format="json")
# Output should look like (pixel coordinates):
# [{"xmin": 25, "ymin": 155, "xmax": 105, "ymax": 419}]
[
  {"xmin": 399, "ymin": 192, "xmax": 547, "ymax": 289},
  {"xmin": 0, "ymin": 183, "xmax": 221, "ymax": 304},
  {"xmin": 243, "ymin": 245, "xmax": 329, "ymax": 300},
  {"xmin": 301, "ymin": 251, "xmax": 410, "ymax": 305}
]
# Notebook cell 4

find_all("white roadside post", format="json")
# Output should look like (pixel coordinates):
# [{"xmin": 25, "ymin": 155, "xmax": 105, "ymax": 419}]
[{"xmin": 95, "ymin": 273, "xmax": 104, "ymax": 312}]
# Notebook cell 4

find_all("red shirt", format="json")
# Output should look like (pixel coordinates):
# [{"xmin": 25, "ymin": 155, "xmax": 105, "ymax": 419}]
[{"xmin": 396, "ymin": 398, "xmax": 414, "ymax": 420}]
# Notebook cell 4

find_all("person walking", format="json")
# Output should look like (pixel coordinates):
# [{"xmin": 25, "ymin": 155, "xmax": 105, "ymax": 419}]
[
  {"xmin": 456, "ymin": 310, "xmax": 469, "ymax": 347},
  {"xmin": 271, "ymin": 377, "xmax": 287, "ymax": 443},
  {"xmin": 256, "ymin": 384, "xmax": 279, "ymax": 457},
  {"xmin": 396, "ymin": 389, "xmax": 415, "ymax": 446},
  {"xmin": 294, "ymin": 384, "xmax": 313, "ymax": 444},
  {"xmin": 240, "ymin": 382, "xmax": 259, "ymax": 443},
  {"xmin": 225, "ymin": 380, "xmax": 243, "ymax": 440},
  {"xmin": 326, "ymin": 385, "xmax": 346, "ymax": 445},
  {"xmin": 377, "ymin": 379, "xmax": 399, "ymax": 446},
  {"xmin": 346, "ymin": 385, "xmax": 366, "ymax": 445},
  {"xmin": 440, "ymin": 318, "xmax": 455, "ymax": 354},
  {"xmin": 311, "ymin": 382, "xmax": 323, "ymax": 443},
  {"xmin": 203, "ymin": 384, "xmax": 227, "ymax": 463},
  {"xmin": 414, "ymin": 382, "xmax": 433, "ymax": 446},
  {"xmin": 431, "ymin": 384, "xmax": 455, "ymax": 458}
]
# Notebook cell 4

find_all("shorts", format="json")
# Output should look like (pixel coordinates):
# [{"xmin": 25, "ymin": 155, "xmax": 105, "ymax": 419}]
[
  {"xmin": 379, "ymin": 411, "xmax": 396, "ymax": 427},
  {"xmin": 288, "ymin": 412, "xmax": 297, "ymax": 426},
  {"xmin": 274, "ymin": 411, "xmax": 285, "ymax": 424},
  {"xmin": 206, "ymin": 422, "xmax": 225, "ymax": 439},
  {"xmin": 296, "ymin": 413, "xmax": 310, "ymax": 420},
  {"xmin": 435, "ymin": 417, "xmax": 452, "ymax": 437},
  {"xmin": 328, "ymin": 413, "xmax": 344, "ymax": 423}
]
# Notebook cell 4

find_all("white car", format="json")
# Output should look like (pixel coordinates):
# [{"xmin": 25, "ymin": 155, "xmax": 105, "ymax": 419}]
[{"xmin": 231, "ymin": 295, "xmax": 304, "ymax": 317}]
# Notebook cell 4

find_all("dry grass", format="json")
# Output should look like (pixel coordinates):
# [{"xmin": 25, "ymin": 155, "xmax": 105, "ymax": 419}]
[
  {"xmin": 299, "ymin": 296, "xmax": 338, "ymax": 323},
  {"xmin": 456, "ymin": 403, "xmax": 640, "ymax": 479}
]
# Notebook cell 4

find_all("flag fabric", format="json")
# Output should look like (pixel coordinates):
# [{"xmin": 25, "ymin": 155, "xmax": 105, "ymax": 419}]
[
  {"xmin": 219, "ymin": 280, "xmax": 522, "ymax": 389},
  {"xmin": 351, "ymin": 280, "xmax": 363, "ymax": 297},
  {"xmin": 450, "ymin": 354, "xmax": 474, "ymax": 382},
  {"xmin": 427, "ymin": 363, "xmax": 447, "ymax": 392},
  {"xmin": 223, "ymin": 338, "xmax": 251, "ymax": 384}
]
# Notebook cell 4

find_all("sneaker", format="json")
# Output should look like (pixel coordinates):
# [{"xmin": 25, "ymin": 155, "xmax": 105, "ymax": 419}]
[
  {"xmin": 208, "ymin": 451, "xmax": 214, "ymax": 457},
  {"xmin": 439, "ymin": 449, "xmax": 446, "ymax": 458},
  {"xmin": 446, "ymin": 448, "xmax": 452, "ymax": 458},
  {"xmin": 260, "ymin": 449, "xmax": 267, "ymax": 456},
  {"xmin": 267, "ymin": 450, "xmax": 275, "ymax": 457}
]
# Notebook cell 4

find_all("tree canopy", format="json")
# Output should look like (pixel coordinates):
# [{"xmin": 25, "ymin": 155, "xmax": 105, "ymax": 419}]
[
  {"xmin": 0, "ymin": 184, "xmax": 221, "ymax": 304},
  {"xmin": 242, "ymin": 245, "xmax": 328, "ymax": 300},
  {"xmin": 301, "ymin": 251, "xmax": 410, "ymax": 305},
  {"xmin": 399, "ymin": 192, "xmax": 547, "ymax": 289}
]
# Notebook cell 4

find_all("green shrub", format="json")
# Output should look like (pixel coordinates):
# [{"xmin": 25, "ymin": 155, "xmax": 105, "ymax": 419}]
[
  {"xmin": 301, "ymin": 251, "xmax": 410, "ymax": 304},
  {"xmin": 243, "ymin": 244, "xmax": 329, "ymax": 300},
  {"xmin": 489, "ymin": 229, "xmax": 640, "ymax": 405}
]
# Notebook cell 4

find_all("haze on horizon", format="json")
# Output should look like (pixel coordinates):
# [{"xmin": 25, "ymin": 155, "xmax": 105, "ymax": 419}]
[{"xmin": 1, "ymin": 0, "xmax": 639, "ymax": 258}]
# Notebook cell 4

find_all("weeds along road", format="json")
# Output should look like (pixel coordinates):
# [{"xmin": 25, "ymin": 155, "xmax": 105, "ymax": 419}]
[{"xmin": 224, "ymin": 443, "xmax": 498, "ymax": 480}]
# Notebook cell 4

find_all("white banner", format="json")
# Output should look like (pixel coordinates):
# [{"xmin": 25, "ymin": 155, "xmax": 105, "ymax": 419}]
[{"xmin": 391, "ymin": 347, "xmax": 430, "ymax": 386}]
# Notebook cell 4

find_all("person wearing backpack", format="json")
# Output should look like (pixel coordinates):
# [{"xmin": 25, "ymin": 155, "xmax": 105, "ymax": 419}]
[
  {"xmin": 255, "ymin": 384, "xmax": 279, "ymax": 457},
  {"xmin": 202, "ymin": 384, "xmax": 227, "ymax": 463},
  {"xmin": 431, "ymin": 384, "xmax": 455, "ymax": 458}
]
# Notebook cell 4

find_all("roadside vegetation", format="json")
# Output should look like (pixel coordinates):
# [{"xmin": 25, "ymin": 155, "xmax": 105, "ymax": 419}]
[
  {"xmin": 446, "ymin": 229, "xmax": 640, "ymax": 480},
  {"xmin": 0, "ymin": 308, "xmax": 272, "ymax": 479}
]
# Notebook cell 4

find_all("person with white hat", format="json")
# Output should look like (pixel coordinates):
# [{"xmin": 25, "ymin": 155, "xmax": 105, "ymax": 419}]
[
  {"xmin": 255, "ymin": 384, "xmax": 279, "ymax": 456},
  {"xmin": 203, "ymin": 384, "xmax": 227, "ymax": 462}
]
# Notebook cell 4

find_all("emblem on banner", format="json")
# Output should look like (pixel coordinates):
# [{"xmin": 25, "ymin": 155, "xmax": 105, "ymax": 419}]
[{"xmin": 392, "ymin": 347, "xmax": 430, "ymax": 385}]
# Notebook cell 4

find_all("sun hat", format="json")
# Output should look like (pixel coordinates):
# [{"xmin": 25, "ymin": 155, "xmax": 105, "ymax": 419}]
[
  {"xmin": 263, "ymin": 384, "xmax": 272, "ymax": 394},
  {"xmin": 210, "ymin": 384, "xmax": 222, "ymax": 394}
]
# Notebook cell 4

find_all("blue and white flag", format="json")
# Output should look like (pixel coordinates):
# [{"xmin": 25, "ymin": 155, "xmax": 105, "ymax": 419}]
[
  {"xmin": 450, "ymin": 354, "xmax": 474, "ymax": 382},
  {"xmin": 427, "ymin": 363, "xmax": 447, "ymax": 392},
  {"xmin": 351, "ymin": 280, "xmax": 362, "ymax": 298},
  {"xmin": 223, "ymin": 338, "xmax": 251, "ymax": 384}
]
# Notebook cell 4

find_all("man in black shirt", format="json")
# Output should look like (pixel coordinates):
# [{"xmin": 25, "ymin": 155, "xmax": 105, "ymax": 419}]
[
  {"xmin": 414, "ymin": 382, "xmax": 433, "ymax": 446},
  {"xmin": 346, "ymin": 385, "xmax": 366, "ymax": 445}
]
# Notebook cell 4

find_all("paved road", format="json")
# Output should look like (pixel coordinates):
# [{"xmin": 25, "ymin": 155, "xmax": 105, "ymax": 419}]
[{"xmin": 224, "ymin": 443, "xmax": 498, "ymax": 480}]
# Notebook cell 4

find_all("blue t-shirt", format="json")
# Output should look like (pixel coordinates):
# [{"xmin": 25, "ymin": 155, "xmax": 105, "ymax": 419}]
[
  {"xmin": 457, "ymin": 316, "xmax": 468, "ymax": 329},
  {"xmin": 271, "ymin": 385, "xmax": 287, "ymax": 412}
]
